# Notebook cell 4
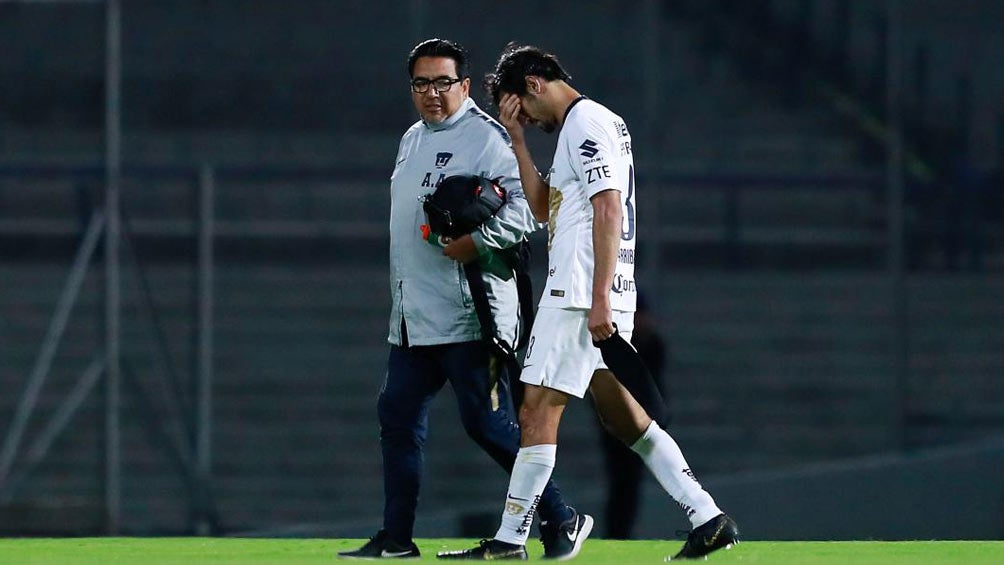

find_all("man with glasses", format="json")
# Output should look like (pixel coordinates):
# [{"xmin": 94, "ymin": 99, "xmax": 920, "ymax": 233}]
[{"xmin": 339, "ymin": 38, "xmax": 589, "ymax": 560}]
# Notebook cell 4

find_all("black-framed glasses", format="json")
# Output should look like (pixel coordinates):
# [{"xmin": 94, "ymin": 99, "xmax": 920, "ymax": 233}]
[{"xmin": 411, "ymin": 77, "xmax": 463, "ymax": 94}]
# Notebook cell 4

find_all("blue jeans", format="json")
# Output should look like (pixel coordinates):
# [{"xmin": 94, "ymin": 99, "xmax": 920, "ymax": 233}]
[{"xmin": 378, "ymin": 341, "xmax": 571, "ymax": 543}]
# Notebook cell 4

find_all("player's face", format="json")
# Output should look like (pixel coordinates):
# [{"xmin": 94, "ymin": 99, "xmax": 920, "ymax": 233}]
[
  {"xmin": 518, "ymin": 93, "xmax": 557, "ymax": 134},
  {"xmin": 411, "ymin": 56, "xmax": 470, "ymax": 125}
]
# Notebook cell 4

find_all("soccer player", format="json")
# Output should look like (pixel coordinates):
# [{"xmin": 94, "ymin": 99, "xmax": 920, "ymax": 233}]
[
  {"xmin": 438, "ymin": 44, "xmax": 739, "ymax": 561},
  {"xmin": 338, "ymin": 39, "xmax": 590, "ymax": 560}
]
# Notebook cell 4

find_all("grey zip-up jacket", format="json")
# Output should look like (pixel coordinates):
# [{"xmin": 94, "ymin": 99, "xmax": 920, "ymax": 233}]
[{"xmin": 388, "ymin": 97, "xmax": 538, "ymax": 347}]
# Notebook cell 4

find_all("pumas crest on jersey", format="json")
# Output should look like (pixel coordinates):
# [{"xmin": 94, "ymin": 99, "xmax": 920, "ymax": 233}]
[{"xmin": 435, "ymin": 152, "xmax": 453, "ymax": 168}]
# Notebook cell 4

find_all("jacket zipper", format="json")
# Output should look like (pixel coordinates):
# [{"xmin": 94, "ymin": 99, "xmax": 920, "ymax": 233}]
[{"xmin": 397, "ymin": 280, "xmax": 409, "ymax": 347}]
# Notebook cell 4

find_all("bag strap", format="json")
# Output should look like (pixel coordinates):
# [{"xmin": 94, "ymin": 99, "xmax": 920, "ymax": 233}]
[
  {"xmin": 462, "ymin": 241, "xmax": 535, "ymax": 358},
  {"xmin": 463, "ymin": 262, "xmax": 515, "ymax": 359},
  {"xmin": 463, "ymin": 251, "xmax": 534, "ymax": 410},
  {"xmin": 511, "ymin": 253, "xmax": 535, "ymax": 352}
]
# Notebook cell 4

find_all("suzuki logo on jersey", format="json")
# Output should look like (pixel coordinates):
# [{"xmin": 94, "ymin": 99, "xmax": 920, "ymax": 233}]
[
  {"xmin": 611, "ymin": 273, "xmax": 636, "ymax": 294},
  {"xmin": 435, "ymin": 152, "xmax": 453, "ymax": 168},
  {"xmin": 579, "ymin": 139, "xmax": 599, "ymax": 158}
]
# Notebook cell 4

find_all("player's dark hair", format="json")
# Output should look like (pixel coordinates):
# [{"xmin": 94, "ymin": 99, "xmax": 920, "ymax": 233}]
[
  {"xmin": 484, "ymin": 42, "xmax": 571, "ymax": 106},
  {"xmin": 407, "ymin": 38, "xmax": 470, "ymax": 79}
]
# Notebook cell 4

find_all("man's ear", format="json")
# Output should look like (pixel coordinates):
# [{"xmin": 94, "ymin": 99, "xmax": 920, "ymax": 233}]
[{"xmin": 526, "ymin": 76, "xmax": 540, "ymax": 94}]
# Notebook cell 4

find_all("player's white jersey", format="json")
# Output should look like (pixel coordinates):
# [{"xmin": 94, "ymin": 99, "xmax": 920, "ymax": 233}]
[{"xmin": 538, "ymin": 97, "xmax": 637, "ymax": 312}]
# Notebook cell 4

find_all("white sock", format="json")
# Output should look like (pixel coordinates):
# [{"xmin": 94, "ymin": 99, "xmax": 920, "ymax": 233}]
[
  {"xmin": 631, "ymin": 421, "xmax": 721, "ymax": 528},
  {"xmin": 494, "ymin": 444, "xmax": 556, "ymax": 545}
]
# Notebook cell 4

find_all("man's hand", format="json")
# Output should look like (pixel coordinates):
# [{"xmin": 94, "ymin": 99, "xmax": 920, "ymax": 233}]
[
  {"xmin": 497, "ymin": 93, "xmax": 527, "ymax": 143},
  {"xmin": 442, "ymin": 234, "xmax": 479, "ymax": 264},
  {"xmin": 588, "ymin": 302, "xmax": 615, "ymax": 342},
  {"xmin": 498, "ymin": 92, "xmax": 550, "ymax": 221}
]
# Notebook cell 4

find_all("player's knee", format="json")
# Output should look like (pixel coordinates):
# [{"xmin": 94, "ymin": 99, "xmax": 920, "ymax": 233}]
[
  {"xmin": 517, "ymin": 405, "xmax": 554, "ymax": 444},
  {"xmin": 517, "ymin": 403, "xmax": 539, "ymax": 431}
]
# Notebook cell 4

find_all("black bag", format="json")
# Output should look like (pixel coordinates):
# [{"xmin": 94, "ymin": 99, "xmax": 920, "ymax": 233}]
[
  {"xmin": 422, "ymin": 175, "xmax": 534, "ymax": 358},
  {"xmin": 422, "ymin": 175, "xmax": 507, "ymax": 238}
]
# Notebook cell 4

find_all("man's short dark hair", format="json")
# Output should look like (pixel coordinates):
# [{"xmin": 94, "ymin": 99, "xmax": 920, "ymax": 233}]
[
  {"xmin": 484, "ymin": 42, "xmax": 571, "ymax": 106},
  {"xmin": 407, "ymin": 38, "xmax": 470, "ymax": 79}
]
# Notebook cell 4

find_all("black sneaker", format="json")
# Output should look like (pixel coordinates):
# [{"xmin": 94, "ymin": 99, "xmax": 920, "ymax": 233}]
[
  {"xmin": 436, "ymin": 539, "xmax": 527, "ymax": 560},
  {"xmin": 338, "ymin": 529, "xmax": 420, "ymax": 559},
  {"xmin": 539, "ymin": 508, "xmax": 594, "ymax": 560},
  {"xmin": 669, "ymin": 514, "xmax": 739, "ymax": 560}
]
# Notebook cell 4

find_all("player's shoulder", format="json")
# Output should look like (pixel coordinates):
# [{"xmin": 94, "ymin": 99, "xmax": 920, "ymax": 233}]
[{"xmin": 568, "ymin": 98, "xmax": 623, "ymax": 131}]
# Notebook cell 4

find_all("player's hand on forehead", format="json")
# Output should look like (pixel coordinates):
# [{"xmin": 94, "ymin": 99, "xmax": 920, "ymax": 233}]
[{"xmin": 498, "ymin": 93, "xmax": 524, "ymax": 128}]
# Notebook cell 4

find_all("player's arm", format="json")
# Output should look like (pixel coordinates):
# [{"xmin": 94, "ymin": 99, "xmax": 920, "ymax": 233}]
[
  {"xmin": 476, "ymin": 129, "xmax": 539, "ymax": 250},
  {"xmin": 443, "ymin": 129, "xmax": 538, "ymax": 264},
  {"xmin": 498, "ymin": 93, "xmax": 549, "ymax": 222},
  {"xmin": 589, "ymin": 189, "xmax": 621, "ymax": 341}
]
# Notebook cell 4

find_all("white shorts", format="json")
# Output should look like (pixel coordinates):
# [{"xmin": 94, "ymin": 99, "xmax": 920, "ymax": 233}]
[{"xmin": 520, "ymin": 307, "xmax": 635, "ymax": 398}]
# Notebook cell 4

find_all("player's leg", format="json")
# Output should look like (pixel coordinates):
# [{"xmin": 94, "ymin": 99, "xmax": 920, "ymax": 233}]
[
  {"xmin": 438, "ymin": 384, "xmax": 569, "ymax": 561},
  {"xmin": 492, "ymin": 384, "xmax": 569, "ymax": 543},
  {"xmin": 592, "ymin": 327, "xmax": 670, "ymax": 428},
  {"xmin": 439, "ymin": 308, "xmax": 595, "ymax": 560},
  {"xmin": 503, "ymin": 308, "xmax": 596, "ymax": 557},
  {"xmin": 590, "ymin": 369, "xmax": 721, "ymax": 524},
  {"xmin": 589, "ymin": 369, "xmax": 738, "ymax": 558},
  {"xmin": 443, "ymin": 340, "xmax": 574, "ymax": 529},
  {"xmin": 589, "ymin": 369, "xmax": 651, "ymax": 444}
]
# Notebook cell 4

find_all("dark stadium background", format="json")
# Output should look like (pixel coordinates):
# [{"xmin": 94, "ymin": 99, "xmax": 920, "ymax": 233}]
[{"xmin": 1, "ymin": 0, "xmax": 1001, "ymax": 541}]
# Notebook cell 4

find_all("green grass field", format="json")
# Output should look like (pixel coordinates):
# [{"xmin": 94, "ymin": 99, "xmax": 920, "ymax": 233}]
[{"xmin": 0, "ymin": 538, "xmax": 1002, "ymax": 564}]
